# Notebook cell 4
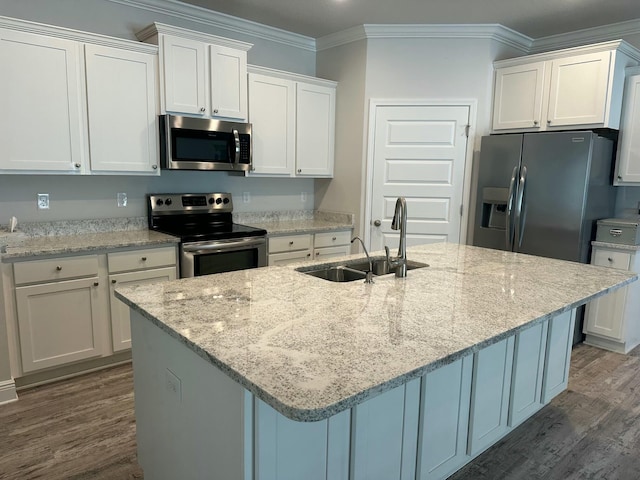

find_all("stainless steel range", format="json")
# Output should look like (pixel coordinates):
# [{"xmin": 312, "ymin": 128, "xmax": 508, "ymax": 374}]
[{"xmin": 148, "ymin": 193, "xmax": 267, "ymax": 278}]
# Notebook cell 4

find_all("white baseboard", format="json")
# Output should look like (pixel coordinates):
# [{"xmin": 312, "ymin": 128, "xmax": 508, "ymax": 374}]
[{"xmin": 0, "ymin": 378, "xmax": 18, "ymax": 405}]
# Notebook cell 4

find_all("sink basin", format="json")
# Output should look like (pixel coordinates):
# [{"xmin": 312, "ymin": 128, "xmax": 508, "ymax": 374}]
[
  {"xmin": 296, "ymin": 256, "xmax": 428, "ymax": 282},
  {"xmin": 301, "ymin": 266, "xmax": 367, "ymax": 282}
]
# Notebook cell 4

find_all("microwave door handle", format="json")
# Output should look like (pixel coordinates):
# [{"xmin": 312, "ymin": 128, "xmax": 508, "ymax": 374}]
[{"xmin": 233, "ymin": 129, "xmax": 240, "ymax": 166}]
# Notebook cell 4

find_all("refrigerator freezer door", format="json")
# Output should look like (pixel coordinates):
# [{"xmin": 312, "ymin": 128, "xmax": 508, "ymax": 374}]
[
  {"xmin": 473, "ymin": 135, "xmax": 523, "ymax": 251},
  {"xmin": 517, "ymin": 132, "xmax": 593, "ymax": 261}
]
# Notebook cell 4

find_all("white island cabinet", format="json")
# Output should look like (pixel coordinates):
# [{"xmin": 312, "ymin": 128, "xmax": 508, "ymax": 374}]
[{"xmin": 116, "ymin": 243, "xmax": 634, "ymax": 480}]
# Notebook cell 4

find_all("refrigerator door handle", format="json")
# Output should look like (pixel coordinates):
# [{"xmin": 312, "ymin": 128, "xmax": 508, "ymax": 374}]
[
  {"xmin": 505, "ymin": 166, "xmax": 518, "ymax": 251},
  {"xmin": 514, "ymin": 165, "xmax": 528, "ymax": 249}
]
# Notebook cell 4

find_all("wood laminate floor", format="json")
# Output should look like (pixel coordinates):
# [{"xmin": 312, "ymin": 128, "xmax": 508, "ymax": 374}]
[{"xmin": 1, "ymin": 343, "xmax": 639, "ymax": 479}]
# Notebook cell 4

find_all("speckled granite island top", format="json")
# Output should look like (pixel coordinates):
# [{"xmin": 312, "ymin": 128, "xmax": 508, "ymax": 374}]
[{"xmin": 115, "ymin": 243, "xmax": 637, "ymax": 422}]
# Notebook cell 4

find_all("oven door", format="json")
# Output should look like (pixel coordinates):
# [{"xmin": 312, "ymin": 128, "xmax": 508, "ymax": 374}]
[{"xmin": 180, "ymin": 237, "xmax": 267, "ymax": 278}]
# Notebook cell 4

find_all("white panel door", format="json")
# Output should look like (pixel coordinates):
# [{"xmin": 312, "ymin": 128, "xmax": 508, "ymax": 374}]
[
  {"xmin": 85, "ymin": 44, "xmax": 159, "ymax": 174},
  {"xmin": 0, "ymin": 29, "xmax": 85, "ymax": 172},
  {"xmin": 370, "ymin": 105, "xmax": 470, "ymax": 251}
]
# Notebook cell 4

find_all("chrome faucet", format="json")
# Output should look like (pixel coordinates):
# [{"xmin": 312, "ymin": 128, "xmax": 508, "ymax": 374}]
[
  {"xmin": 351, "ymin": 236, "xmax": 374, "ymax": 284},
  {"xmin": 385, "ymin": 197, "xmax": 407, "ymax": 278}
]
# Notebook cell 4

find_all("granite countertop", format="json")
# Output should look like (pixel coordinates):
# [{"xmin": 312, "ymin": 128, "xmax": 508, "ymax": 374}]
[
  {"xmin": 235, "ymin": 210, "xmax": 354, "ymax": 235},
  {"xmin": 0, "ymin": 217, "xmax": 179, "ymax": 261},
  {"xmin": 115, "ymin": 243, "xmax": 637, "ymax": 422}
]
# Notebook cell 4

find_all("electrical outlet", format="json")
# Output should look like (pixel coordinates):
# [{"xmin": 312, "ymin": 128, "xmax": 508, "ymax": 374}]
[
  {"xmin": 37, "ymin": 193, "xmax": 49, "ymax": 210},
  {"xmin": 242, "ymin": 192, "xmax": 251, "ymax": 203},
  {"xmin": 117, "ymin": 192, "xmax": 128, "ymax": 207},
  {"xmin": 301, "ymin": 191, "xmax": 307, "ymax": 203}
]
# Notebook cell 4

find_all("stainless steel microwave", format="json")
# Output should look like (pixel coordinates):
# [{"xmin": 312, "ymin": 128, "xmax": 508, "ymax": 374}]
[{"xmin": 159, "ymin": 114, "xmax": 252, "ymax": 172}]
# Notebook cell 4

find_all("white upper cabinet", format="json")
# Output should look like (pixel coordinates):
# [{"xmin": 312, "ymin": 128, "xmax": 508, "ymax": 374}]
[
  {"xmin": 492, "ymin": 40, "xmax": 639, "ymax": 133},
  {"xmin": 0, "ymin": 17, "xmax": 160, "ymax": 175},
  {"xmin": 492, "ymin": 62, "xmax": 546, "ymax": 131},
  {"xmin": 0, "ymin": 29, "xmax": 86, "ymax": 173},
  {"xmin": 85, "ymin": 44, "xmax": 159, "ymax": 174},
  {"xmin": 138, "ymin": 23, "xmax": 251, "ymax": 122},
  {"xmin": 614, "ymin": 67, "xmax": 640, "ymax": 185},
  {"xmin": 248, "ymin": 66, "xmax": 337, "ymax": 178},
  {"xmin": 162, "ymin": 35, "xmax": 207, "ymax": 116}
]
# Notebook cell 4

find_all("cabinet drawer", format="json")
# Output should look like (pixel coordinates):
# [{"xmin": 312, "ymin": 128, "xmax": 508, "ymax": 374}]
[
  {"xmin": 269, "ymin": 234, "xmax": 312, "ymax": 254},
  {"xmin": 314, "ymin": 230, "xmax": 351, "ymax": 248},
  {"xmin": 108, "ymin": 246, "xmax": 176, "ymax": 273},
  {"xmin": 314, "ymin": 245, "xmax": 351, "ymax": 261},
  {"xmin": 13, "ymin": 255, "xmax": 99, "ymax": 285},
  {"xmin": 268, "ymin": 250, "xmax": 312, "ymax": 266},
  {"xmin": 592, "ymin": 249, "xmax": 631, "ymax": 270}
]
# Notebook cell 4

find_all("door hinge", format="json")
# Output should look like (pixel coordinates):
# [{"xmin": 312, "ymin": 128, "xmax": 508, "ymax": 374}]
[
  {"xmin": 460, "ymin": 204, "xmax": 464, "ymax": 216},
  {"xmin": 464, "ymin": 125, "xmax": 471, "ymax": 138}
]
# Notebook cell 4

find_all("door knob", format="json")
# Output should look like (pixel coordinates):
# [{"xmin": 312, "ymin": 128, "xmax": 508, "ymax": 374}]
[{"xmin": 373, "ymin": 220, "xmax": 381, "ymax": 227}]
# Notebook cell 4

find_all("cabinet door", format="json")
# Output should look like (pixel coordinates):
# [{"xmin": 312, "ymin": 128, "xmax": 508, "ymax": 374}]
[
  {"xmin": 615, "ymin": 73, "xmax": 640, "ymax": 184},
  {"xmin": 468, "ymin": 336, "xmax": 514, "ymax": 456},
  {"xmin": 417, "ymin": 356, "xmax": 472, "ymax": 480},
  {"xmin": 162, "ymin": 35, "xmax": 207, "ymax": 115},
  {"xmin": 110, "ymin": 267, "xmax": 176, "ymax": 352},
  {"xmin": 85, "ymin": 44, "xmax": 159, "ymax": 174},
  {"xmin": 492, "ymin": 62, "xmax": 546, "ymax": 131},
  {"xmin": 547, "ymin": 51, "xmax": 611, "ymax": 127},
  {"xmin": 15, "ymin": 277, "xmax": 106, "ymax": 373},
  {"xmin": 0, "ymin": 29, "xmax": 85, "ymax": 172},
  {"xmin": 210, "ymin": 45, "xmax": 247, "ymax": 121},
  {"xmin": 584, "ymin": 250, "xmax": 630, "ymax": 341},
  {"xmin": 508, "ymin": 321, "xmax": 548, "ymax": 427},
  {"xmin": 542, "ymin": 309, "xmax": 576, "ymax": 403},
  {"xmin": 248, "ymin": 73, "xmax": 295, "ymax": 176},
  {"xmin": 295, "ymin": 82, "xmax": 335, "ymax": 176}
]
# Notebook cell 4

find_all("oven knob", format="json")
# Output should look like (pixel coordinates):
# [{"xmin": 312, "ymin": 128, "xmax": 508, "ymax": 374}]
[
  {"xmin": 216, "ymin": 198, "xmax": 222, "ymax": 205},
  {"xmin": 165, "ymin": 198, "xmax": 172, "ymax": 206},
  {"xmin": 223, "ymin": 198, "xmax": 230, "ymax": 204},
  {"xmin": 208, "ymin": 197, "xmax": 215, "ymax": 205},
  {"xmin": 156, "ymin": 199, "xmax": 164, "ymax": 206}
]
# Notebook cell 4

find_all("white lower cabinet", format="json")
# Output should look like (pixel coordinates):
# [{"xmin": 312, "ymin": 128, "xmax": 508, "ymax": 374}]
[
  {"xmin": 584, "ymin": 246, "xmax": 640, "ymax": 353},
  {"xmin": 13, "ymin": 255, "xmax": 106, "ymax": 373},
  {"xmin": 132, "ymin": 309, "xmax": 578, "ymax": 480},
  {"xmin": 268, "ymin": 230, "xmax": 352, "ymax": 266}
]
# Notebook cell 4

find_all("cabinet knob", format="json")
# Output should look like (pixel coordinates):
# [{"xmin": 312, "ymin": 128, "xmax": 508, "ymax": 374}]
[
  {"xmin": 213, "ymin": 109, "xmax": 219, "ymax": 114},
  {"xmin": 111, "ymin": 279, "xmax": 117, "ymax": 284},
  {"xmin": 608, "ymin": 257, "xmax": 614, "ymax": 262},
  {"xmin": 74, "ymin": 163, "xmax": 81, "ymax": 168},
  {"xmin": 618, "ymin": 175, "xmax": 623, "ymax": 180},
  {"xmin": 297, "ymin": 169, "xmax": 302, "ymax": 173},
  {"xmin": 200, "ymin": 107, "xmax": 205, "ymax": 113},
  {"xmin": 141, "ymin": 257, "xmax": 147, "ymax": 261},
  {"xmin": 547, "ymin": 120, "xmax": 551, "ymax": 125},
  {"xmin": 332, "ymin": 236, "xmax": 336, "ymax": 241},
  {"xmin": 152, "ymin": 165, "xmax": 158, "ymax": 170},
  {"xmin": 93, "ymin": 282, "xmax": 99, "ymax": 287},
  {"xmin": 373, "ymin": 220, "xmax": 381, "ymax": 227},
  {"xmin": 306, "ymin": 253, "xmax": 311, "ymax": 257},
  {"xmin": 56, "ymin": 265, "xmax": 62, "ymax": 271},
  {"xmin": 289, "ymin": 241, "xmax": 294, "ymax": 245},
  {"xmin": 315, "ymin": 251, "xmax": 320, "ymax": 256},
  {"xmin": 533, "ymin": 120, "xmax": 539, "ymax": 126}
]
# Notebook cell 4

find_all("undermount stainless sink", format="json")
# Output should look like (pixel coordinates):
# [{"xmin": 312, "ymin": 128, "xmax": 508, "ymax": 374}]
[{"xmin": 297, "ymin": 256, "xmax": 429, "ymax": 282}]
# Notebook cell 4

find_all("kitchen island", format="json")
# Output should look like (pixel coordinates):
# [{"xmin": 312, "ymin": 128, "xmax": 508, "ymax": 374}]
[{"xmin": 115, "ymin": 243, "xmax": 637, "ymax": 480}]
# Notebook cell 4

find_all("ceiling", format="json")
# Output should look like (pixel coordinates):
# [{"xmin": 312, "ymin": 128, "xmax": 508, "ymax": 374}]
[{"xmin": 179, "ymin": 0, "xmax": 640, "ymax": 39}]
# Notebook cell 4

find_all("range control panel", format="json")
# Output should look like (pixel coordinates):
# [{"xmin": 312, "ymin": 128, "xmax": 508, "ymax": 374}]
[{"xmin": 148, "ymin": 193, "xmax": 233, "ymax": 213}]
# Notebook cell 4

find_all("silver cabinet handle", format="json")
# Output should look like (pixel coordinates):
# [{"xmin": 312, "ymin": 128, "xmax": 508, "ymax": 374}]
[
  {"xmin": 56, "ymin": 265, "xmax": 62, "ymax": 271},
  {"xmin": 373, "ymin": 220, "xmax": 381, "ymax": 227},
  {"xmin": 609, "ymin": 229, "xmax": 622, "ymax": 237}
]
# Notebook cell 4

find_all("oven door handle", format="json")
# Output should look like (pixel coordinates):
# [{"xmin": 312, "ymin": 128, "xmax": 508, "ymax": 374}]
[{"xmin": 182, "ymin": 237, "xmax": 266, "ymax": 254}]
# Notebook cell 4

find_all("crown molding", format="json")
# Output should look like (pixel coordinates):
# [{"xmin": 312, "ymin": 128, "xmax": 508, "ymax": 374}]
[
  {"xmin": 530, "ymin": 18, "xmax": 640, "ymax": 54},
  {"xmin": 136, "ymin": 22, "xmax": 253, "ymax": 50},
  {"xmin": 248, "ymin": 64, "xmax": 337, "ymax": 87},
  {"xmin": 106, "ymin": 0, "xmax": 316, "ymax": 51},
  {"xmin": 0, "ymin": 15, "xmax": 158, "ymax": 53},
  {"xmin": 317, "ymin": 24, "xmax": 532, "ymax": 52}
]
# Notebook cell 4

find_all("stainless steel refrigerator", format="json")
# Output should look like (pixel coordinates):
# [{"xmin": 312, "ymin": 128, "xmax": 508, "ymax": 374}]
[
  {"xmin": 473, "ymin": 131, "xmax": 616, "ymax": 263},
  {"xmin": 472, "ymin": 131, "xmax": 617, "ymax": 344}
]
